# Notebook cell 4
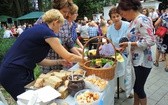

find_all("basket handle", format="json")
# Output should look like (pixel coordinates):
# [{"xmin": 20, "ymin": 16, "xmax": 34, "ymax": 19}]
[{"xmin": 82, "ymin": 36, "xmax": 117, "ymax": 62}]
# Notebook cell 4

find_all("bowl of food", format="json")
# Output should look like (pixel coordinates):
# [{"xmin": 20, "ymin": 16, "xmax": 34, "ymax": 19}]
[
  {"xmin": 74, "ymin": 89, "xmax": 101, "ymax": 105},
  {"xmin": 68, "ymin": 74, "xmax": 85, "ymax": 96}
]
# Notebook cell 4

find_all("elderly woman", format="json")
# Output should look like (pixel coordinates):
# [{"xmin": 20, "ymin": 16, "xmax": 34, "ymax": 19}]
[
  {"xmin": 0, "ymin": 9, "xmax": 82, "ymax": 101},
  {"xmin": 117, "ymin": 0, "xmax": 155, "ymax": 105},
  {"xmin": 66, "ymin": 3, "xmax": 84, "ymax": 55}
]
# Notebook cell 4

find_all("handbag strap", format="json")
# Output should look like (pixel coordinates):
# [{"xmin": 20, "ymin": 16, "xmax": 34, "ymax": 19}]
[
  {"xmin": 128, "ymin": 42, "xmax": 131, "ymax": 53},
  {"xmin": 127, "ymin": 42, "xmax": 132, "ymax": 62}
]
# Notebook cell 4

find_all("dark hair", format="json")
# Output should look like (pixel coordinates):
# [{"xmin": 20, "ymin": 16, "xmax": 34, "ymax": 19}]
[
  {"xmin": 108, "ymin": 7, "xmax": 119, "ymax": 18},
  {"xmin": 81, "ymin": 21, "xmax": 86, "ymax": 26},
  {"xmin": 117, "ymin": 0, "xmax": 142, "ymax": 11},
  {"xmin": 52, "ymin": 0, "xmax": 73, "ymax": 10}
]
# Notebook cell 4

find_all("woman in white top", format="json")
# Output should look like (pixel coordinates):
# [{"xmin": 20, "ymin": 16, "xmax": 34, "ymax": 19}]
[
  {"xmin": 107, "ymin": 7, "xmax": 131, "ymax": 97},
  {"xmin": 3, "ymin": 27, "xmax": 13, "ymax": 38}
]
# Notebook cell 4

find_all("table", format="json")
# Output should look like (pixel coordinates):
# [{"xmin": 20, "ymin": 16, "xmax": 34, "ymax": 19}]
[{"xmin": 59, "ymin": 63, "xmax": 116, "ymax": 105}]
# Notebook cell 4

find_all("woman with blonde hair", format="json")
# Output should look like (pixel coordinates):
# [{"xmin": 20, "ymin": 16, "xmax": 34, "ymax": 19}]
[{"xmin": 0, "ymin": 9, "xmax": 83, "ymax": 101}]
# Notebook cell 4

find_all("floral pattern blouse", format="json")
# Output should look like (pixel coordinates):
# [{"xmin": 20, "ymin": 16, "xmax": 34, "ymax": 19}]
[
  {"xmin": 161, "ymin": 12, "xmax": 168, "ymax": 28},
  {"xmin": 126, "ymin": 14, "xmax": 155, "ymax": 68}
]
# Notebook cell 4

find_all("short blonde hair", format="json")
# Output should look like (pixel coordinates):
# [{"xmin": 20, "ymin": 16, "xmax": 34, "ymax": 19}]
[
  {"xmin": 69, "ymin": 3, "xmax": 78, "ymax": 14},
  {"xmin": 42, "ymin": 9, "xmax": 64, "ymax": 24}
]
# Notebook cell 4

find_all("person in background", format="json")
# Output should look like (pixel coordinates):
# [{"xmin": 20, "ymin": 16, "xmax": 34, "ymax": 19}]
[
  {"xmin": 117, "ymin": 0, "xmax": 155, "ymax": 105},
  {"xmin": 154, "ymin": 8, "xmax": 168, "ymax": 72},
  {"xmin": 3, "ymin": 26, "xmax": 13, "ymax": 38},
  {"xmin": 0, "ymin": 9, "xmax": 83, "ymax": 101},
  {"xmin": 149, "ymin": 7, "xmax": 159, "ymax": 25},
  {"xmin": 142, "ymin": 8, "xmax": 152, "ymax": 22},
  {"xmin": 76, "ymin": 19, "xmax": 82, "ymax": 37},
  {"xmin": 107, "ymin": 7, "xmax": 132, "ymax": 98},
  {"xmin": 78, "ymin": 21, "xmax": 89, "ymax": 44},
  {"xmin": 16, "ymin": 25, "xmax": 23, "ymax": 36},
  {"xmin": 107, "ymin": 19, "xmax": 113, "ymax": 26},
  {"xmin": 87, "ymin": 21, "xmax": 99, "ymax": 50},
  {"xmin": 66, "ymin": 3, "xmax": 84, "ymax": 55},
  {"xmin": 99, "ymin": 20, "xmax": 108, "ymax": 37},
  {"xmin": 11, "ymin": 25, "xmax": 18, "ymax": 37}
]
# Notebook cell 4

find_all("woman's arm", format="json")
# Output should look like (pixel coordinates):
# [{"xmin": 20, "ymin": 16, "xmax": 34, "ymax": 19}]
[
  {"xmin": 76, "ymin": 38, "xmax": 84, "ymax": 49},
  {"xmin": 45, "ymin": 37, "xmax": 83, "ymax": 63},
  {"xmin": 154, "ymin": 17, "xmax": 162, "ymax": 28},
  {"xmin": 38, "ymin": 58, "xmax": 72, "ymax": 67},
  {"xmin": 70, "ymin": 47, "xmax": 82, "ymax": 56}
]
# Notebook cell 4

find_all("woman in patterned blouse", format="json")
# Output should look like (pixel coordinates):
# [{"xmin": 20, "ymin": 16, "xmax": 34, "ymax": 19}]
[
  {"xmin": 66, "ymin": 3, "xmax": 84, "ymax": 55},
  {"xmin": 117, "ymin": 0, "xmax": 155, "ymax": 105}
]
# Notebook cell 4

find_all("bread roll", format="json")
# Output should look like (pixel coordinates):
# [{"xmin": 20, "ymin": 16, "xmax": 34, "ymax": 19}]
[{"xmin": 34, "ymin": 78, "xmax": 44, "ymax": 88}]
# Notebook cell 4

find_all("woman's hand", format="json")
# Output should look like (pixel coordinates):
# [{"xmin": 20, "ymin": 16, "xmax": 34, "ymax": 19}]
[
  {"xmin": 119, "ymin": 42, "xmax": 128, "ymax": 52},
  {"xmin": 59, "ymin": 59, "xmax": 73, "ymax": 67}
]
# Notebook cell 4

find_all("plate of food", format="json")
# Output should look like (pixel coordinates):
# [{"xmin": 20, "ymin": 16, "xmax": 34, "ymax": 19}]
[{"xmin": 74, "ymin": 89, "xmax": 101, "ymax": 105}]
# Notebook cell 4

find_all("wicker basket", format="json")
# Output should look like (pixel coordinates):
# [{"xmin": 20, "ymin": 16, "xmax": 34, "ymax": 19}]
[{"xmin": 80, "ymin": 36, "xmax": 117, "ymax": 80}]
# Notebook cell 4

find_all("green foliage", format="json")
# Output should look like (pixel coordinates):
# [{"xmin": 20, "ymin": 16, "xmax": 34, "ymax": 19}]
[
  {"xmin": 0, "ymin": 30, "xmax": 16, "ymax": 61},
  {"xmin": 74, "ymin": 0, "xmax": 118, "ymax": 19},
  {"xmin": 34, "ymin": 65, "xmax": 41, "ymax": 79}
]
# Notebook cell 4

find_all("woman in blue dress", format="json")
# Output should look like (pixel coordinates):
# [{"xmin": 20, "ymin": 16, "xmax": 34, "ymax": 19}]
[{"xmin": 0, "ymin": 9, "xmax": 83, "ymax": 101}]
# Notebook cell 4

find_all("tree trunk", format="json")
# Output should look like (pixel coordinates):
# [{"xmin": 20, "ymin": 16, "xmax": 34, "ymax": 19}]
[{"xmin": 38, "ymin": 0, "xmax": 42, "ymax": 11}]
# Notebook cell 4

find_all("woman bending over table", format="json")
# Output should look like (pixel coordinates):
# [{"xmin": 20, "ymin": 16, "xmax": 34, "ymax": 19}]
[{"xmin": 0, "ymin": 9, "xmax": 82, "ymax": 101}]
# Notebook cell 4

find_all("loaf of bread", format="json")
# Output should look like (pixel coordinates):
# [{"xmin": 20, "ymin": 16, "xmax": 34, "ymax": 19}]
[
  {"xmin": 44, "ymin": 76, "xmax": 62, "ymax": 89},
  {"xmin": 34, "ymin": 78, "xmax": 44, "ymax": 88},
  {"xmin": 52, "ymin": 72, "xmax": 67, "ymax": 80},
  {"xmin": 64, "ymin": 80, "xmax": 69, "ymax": 87},
  {"xmin": 60, "ymin": 70, "xmax": 71, "ymax": 76},
  {"xmin": 57, "ymin": 85, "xmax": 68, "ymax": 99},
  {"xmin": 39, "ymin": 73, "xmax": 51, "ymax": 79}
]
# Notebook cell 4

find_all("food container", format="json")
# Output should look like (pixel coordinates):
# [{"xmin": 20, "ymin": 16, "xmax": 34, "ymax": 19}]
[
  {"xmin": 74, "ymin": 89, "xmax": 101, "ymax": 105},
  {"xmin": 80, "ymin": 36, "xmax": 117, "ymax": 80},
  {"xmin": 67, "ymin": 74, "xmax": 85, "ymax": 96}
]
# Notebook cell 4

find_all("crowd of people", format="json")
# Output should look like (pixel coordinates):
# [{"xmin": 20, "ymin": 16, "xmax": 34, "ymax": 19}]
[
  {"xmin": 1, "ymin": 23, "xmax": 33, "ymax": 38},
  {"xmin": 0, "ymin": 0, "xmax": 167, "ymax": 105}
]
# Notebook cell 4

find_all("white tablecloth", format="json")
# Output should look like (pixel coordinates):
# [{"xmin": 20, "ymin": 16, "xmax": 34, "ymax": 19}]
[{"xmin": 60, "ymin": 63, "xmax": 116, "ymax": 105}]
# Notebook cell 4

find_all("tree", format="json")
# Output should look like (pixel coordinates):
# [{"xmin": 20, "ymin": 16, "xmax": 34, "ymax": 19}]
[
  {"xmin": 0, "ymin": 0, "xmax": 30, "ymax": 18},
  {"xmin": 74, "ymin": 0, "xmax": 118, "ymax": 19}
]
